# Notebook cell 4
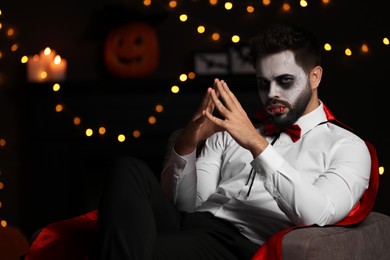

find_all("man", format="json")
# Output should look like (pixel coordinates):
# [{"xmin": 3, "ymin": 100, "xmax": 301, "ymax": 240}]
[{"xmin": 92, "ymin": 23, "xmax": 371, "ymax": 259}]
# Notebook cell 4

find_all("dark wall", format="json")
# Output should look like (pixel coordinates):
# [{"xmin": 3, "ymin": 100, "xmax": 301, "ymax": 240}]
[{"xmin": 0, "ymin": 0, "xmax": 389, "ymax": 239}]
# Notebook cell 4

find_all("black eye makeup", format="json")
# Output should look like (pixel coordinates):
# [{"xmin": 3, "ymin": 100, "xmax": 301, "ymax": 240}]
[
  {"xmin": 275, "ymin": 75, "xmax": 295, "ymax": 89},
  {"xmin": 257, "ymin": 77, "xmax": 270, "ymax": 90},
  {"xmin": 257, "ymin": 74, "xmax": 295, "ymax": 91}
]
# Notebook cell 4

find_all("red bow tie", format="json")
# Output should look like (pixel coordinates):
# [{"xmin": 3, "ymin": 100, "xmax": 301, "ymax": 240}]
[{"xmin": 264, "ymin": 123, "xmax": 301, "ymax": 143}]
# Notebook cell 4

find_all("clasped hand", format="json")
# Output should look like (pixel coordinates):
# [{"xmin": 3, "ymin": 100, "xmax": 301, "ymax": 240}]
[{"xmin": 174, "ymin": 78, "xmax": 268, "ymax": 158}]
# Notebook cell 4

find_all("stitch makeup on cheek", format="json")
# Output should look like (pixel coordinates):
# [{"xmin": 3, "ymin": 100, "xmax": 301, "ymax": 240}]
[{"xmin": 283, "ymin": 51, "xmax": 294, "ymax": 66}]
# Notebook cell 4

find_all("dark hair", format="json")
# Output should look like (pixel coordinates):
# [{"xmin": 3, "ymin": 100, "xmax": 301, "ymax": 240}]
[{"xmin": 249, "ymin": 23, "xmax": 321, "ymax": 73}]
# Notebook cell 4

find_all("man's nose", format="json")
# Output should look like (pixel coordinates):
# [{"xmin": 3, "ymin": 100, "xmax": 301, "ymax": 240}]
[{"xmin": 268, "ymin": 82, "xmax": 280, "ymax": 98}]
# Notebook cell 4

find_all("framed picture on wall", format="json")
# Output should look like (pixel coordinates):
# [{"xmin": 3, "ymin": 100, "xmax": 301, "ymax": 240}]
[
  {"xmin": 193, "ymin": 52, "xmax": 229, "ymax": 75},
  {"xmin": 229, "ymin": 45, "xmax": 255, "ymax": 75}
]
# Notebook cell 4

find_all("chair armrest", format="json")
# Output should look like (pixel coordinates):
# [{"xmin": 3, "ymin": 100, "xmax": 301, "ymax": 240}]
[{"xmin": 282, "ymin": 212, "xmax": 390, "ymax": 260}]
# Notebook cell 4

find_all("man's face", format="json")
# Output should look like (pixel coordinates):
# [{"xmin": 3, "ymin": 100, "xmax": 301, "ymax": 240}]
[{"xmin": 255, "ymin": 50, "xmax": 312, "ymax": 129}]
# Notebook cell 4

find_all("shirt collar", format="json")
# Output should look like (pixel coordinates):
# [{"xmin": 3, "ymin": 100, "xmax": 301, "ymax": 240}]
[{"xmin": 294, "ymin": 100, "xmax": 328, "ymax": 137}]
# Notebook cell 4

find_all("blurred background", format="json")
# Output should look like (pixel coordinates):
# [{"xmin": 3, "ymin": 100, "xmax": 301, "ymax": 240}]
[{"xmin": 0, "ymin": 0, "xmax": 388, "ymax": 250}]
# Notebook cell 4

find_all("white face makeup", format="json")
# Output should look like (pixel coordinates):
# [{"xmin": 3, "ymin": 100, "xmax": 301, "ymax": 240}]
[{"xmin": 255, "ymin": 50, "xmax": 312, "ymax": 128}]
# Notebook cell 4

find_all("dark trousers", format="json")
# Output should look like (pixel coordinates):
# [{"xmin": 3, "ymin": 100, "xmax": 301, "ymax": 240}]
[{"xmin": 93, "ymin": 156, "xmax": 259, "ymax": 260}]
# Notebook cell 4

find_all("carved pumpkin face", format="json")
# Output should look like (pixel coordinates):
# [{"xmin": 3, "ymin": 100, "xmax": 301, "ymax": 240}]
[{"xmin": 104, "ymin": 21, "xmax": 159, "ymax": 78}]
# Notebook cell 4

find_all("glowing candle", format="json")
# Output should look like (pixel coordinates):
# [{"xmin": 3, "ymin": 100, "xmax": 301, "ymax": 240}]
[
  {"xmin": 39, "ymin": 47, "xmax": 56, "ymax": 70},
  {"xmin": 27, "ymin": 54, "xmax": 45, "ymax": 82},
  {"xmin": 49, "ymin": 55, "xmax": 67, "ymax": 81},
  {"xmin": 27, "ymin": 47, "xmax": 67, "ymax": 83}
]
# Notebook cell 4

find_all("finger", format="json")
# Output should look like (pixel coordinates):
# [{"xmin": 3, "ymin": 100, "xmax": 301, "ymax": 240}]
[
  {"xmin": 198, "ymin": 86, "xmax": 215, "ymax": 114},
  {"xmin": 212, "ymin": 78, "xmax": 222, "ymax": 99},
  {"xmin": 206, "ymin": 78, "xmax": 223, "ymax": 109},
  {"xmin": 203, "ymin": 109, "xmax": 225, "ymax": 128},
  {"xmin": 217, "ymin": 79, "xmax": 243, "ymax": 113},
  {"xmin": 219, "ymin": 80, "xmax": 248, "ymax": 116},
  {"xmin": 209, "ymin": 87, "xmax": 228, "ymax": 117}
]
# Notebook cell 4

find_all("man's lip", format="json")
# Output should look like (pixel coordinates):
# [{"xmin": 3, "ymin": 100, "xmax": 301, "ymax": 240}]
[{"xmin": 266, "ymin": 105, "xmax": 286, "ymax": 113}]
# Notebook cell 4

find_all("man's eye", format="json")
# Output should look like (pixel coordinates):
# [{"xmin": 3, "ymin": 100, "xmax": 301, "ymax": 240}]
[
  {"xmin": 277, "ymin": 77, "xmax": 294, "ymax": 88},
  {"xmin": 257, "ymin": 79, "xmax": 269, "ymax": 89}
]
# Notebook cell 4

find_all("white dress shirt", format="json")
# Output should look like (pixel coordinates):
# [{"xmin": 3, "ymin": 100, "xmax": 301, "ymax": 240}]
[{"xmin": 161, "ymin": 102, "xmax": 371, "ymax": 245}]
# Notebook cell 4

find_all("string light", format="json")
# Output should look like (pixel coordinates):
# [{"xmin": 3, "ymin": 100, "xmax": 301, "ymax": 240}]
[
  {"xmin": 2, "ymin": 2, "xmax": 388, "ymax": 145},
  {"xmin": 6, "ymin": 27, "xmax": 14, "ymax": 37},
  {"xmin": 132, "ymin": 130, "xmax": 141, "ymax": 138},
  {"xmin": 300, "ymin": 0, "xmax": 309, "ymax": 8},
  {"xmin": 53, "ymin": 83, "xmax": 60, "ymax": 91},
  {"xmin": 209, "ymin": 0, "xmax": 218, "ymax": 6},
  {"xmin": 179, "ymin": 73, "xmax": 187, "ymax": 81},
  {"xmin": 98, "ymin": 126, "xmax": 106, "ymax": 135},
  {"xmin": 148, "ymin": 116, "xmax": 157, "ymax": 125},
  {"xmin": 263, "ymin": 0, "xmax": 271, "ymax": 6},
  {"xmin": 0, "ymin": 2, "xmax": 387, "ymax": 174},
  {"xmin": 117, "ymin": 134, "xmax": 126, "ymax": 142},
  {"xmin": 70, "ymin": 1, "xmax": 388, "ymax": 179},
  {"xmin": 179, "ymin": 14, "xmax": 188, "ymax": 22},
  {"xmin": 211, "ymin": 32, "xmax": 220, "ymax": 41},
  {"xmin": 10, "ymin": 43, "xmax": 18, "ymax": 52},
  {"xmin": 324, "ymin": 43, "xmax": 332, "ymax": 51},
  {"xmin": 188, "ymin": 72, "xmax": 196, "ymax": 79},
  {"xmin": 1, "ymin": 219, "xmax": 7, "ymax": 228},
  {"xmin": 168, "ymin": 2, "xmax": 387, "ymax": 64},
  {"xmin": 0, "ymin": 160, "xmax": 4, "ymax": 230},
  {"xmin": 55, "ymin": 104, "xmax": 64, "ymax": 112},
  {"xmin": 246, "ymin": 5, "xmax": 255, "ymax": 13},
  {"xmin": 155, "ymin": 104, "xmax": 164, "ymax": 113},
  {"xmin": 73, "ymin": 117, "xmax": 81, "ymax": 125},
  {"xmin": 360, "ymin": 43, "xmax": 369, "ymax": 53},
  {"xmin": 143, "ymin": 0, "xmax": 152, "ymax": 7},
  {"xmin": 168, "ymin": 1, "xmax": 177, "ymax": 8},
  {"xmin": 12, "ymin": 2, "xmax": 390, "ymax": 143},
  {"xmin": 85, "ymin": 128, "xmax": 93, "ymax": 137},
  {"xmin": 231, "ymin": 35, "xmax": 240, "ymax": 43},
  {"xmin": 282, "ymin": 3, "xmax": 291, "ymax": 12},
  {"xmin": 224, "ymin": 2, "xmax": 233, "ymax": 10},
  {"xmin": 197, "ymin": 25, "xmax": 206, "ymax": 34},
  {"xmin": 171, "ymin": 85, "xmax": 180, "ymax": 93},
  {"xmin": 0, "ymin": 165, "xmax": 6, "ymax": 228}
]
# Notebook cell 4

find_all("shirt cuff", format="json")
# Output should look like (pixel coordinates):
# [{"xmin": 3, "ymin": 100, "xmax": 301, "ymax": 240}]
[
  {"xmin": 251, "ymin": 144, "xmax": 284, "ymax": 178},
  {"xmin": 170, "ymin": 148, "xmax": 197, "ymax": 173}
]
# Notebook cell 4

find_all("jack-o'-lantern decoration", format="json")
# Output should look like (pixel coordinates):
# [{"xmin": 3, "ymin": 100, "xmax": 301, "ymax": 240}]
[{"xmin": 104, "ymin": 21, "xmax": 159, "ymax": 78}]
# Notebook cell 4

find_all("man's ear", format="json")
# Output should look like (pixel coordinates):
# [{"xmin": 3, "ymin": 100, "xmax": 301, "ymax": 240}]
[{"xmin": 310, "ymin": 66, "xmax": 323, "ymax": 90}]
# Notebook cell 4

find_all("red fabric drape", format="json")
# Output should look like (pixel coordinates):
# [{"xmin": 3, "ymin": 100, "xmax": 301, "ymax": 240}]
[
  {"xmin": 25, "ymin": 210, "xmax": 97, "ymax": 260},
  {"xmin": 25, "ymin": 104, "xmax": 379, "ymax": 260}
]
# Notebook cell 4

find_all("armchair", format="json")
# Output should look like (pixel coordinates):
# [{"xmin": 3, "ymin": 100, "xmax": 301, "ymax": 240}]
[
  {"xmin": 26, "ymin": 129, "xmax": 390, "ymax": 260},
  {"xmin": 282, "ymin": 211, "xmax": 390, "ymax": 259}
]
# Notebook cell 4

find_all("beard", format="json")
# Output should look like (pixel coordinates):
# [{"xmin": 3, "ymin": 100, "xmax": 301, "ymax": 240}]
[{"xmin": 269, "ymin": 82, "xmax": 312, "ymax": 129}]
